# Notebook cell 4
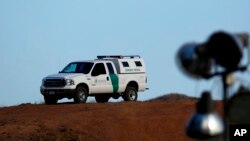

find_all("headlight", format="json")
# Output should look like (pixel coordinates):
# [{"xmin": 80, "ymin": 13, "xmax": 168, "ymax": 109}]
[{"xmin": 66, "ymin": 79, "xmax": 74, "ymax": 85}]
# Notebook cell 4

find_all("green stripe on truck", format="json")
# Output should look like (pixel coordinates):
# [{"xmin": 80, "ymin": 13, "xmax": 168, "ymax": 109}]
[{"xmin": 109, "ymin": 74, "xmax": 119, "ymax": 93}]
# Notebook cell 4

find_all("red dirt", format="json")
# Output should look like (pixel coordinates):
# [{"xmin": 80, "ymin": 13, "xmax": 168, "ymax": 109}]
[{"xmin": 0, "ymin": 98, "xmax": 222, "ymax": 141}]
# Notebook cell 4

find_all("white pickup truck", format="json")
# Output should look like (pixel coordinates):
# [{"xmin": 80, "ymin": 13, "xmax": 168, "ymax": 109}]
[{"xmin": 40, "ymin": 55, "xmax": 147, "ymax": 104}]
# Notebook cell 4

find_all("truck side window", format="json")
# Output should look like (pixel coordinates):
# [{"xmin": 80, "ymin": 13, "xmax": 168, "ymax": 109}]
[
  {"xmin": 91, "ymin": 63, "xmax": 106, "ymax": 76},
  {"xmin": 122, "ymin": 62, "xmax": 129, "ymax": 67},
  {"xmin": 107, "ymin": 63, "xmax": 114, "ymax": 74},
  {"xmin": 135, "ymin": 61, "xmax": 142, "ymax": 67}
]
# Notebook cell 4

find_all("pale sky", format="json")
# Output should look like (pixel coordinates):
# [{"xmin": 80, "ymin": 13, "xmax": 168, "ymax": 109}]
[{"xmin": 1, "ymin": 0, "xmax": 250, "ymax": 106}]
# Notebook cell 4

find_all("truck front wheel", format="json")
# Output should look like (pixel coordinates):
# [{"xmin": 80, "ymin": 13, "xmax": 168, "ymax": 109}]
[
  {"xmin": 123, "ymin": 86, "xmax": 138, "ymax": 101},
  {"xmin": 74, "ymin": 86, "xmax": 88, "ymax": 103},
  {"xmin": 44, "ymin": 95, "xmax": 58, "ymax": 104}
]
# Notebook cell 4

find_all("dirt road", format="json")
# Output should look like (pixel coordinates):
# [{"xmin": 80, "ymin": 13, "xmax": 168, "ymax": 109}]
[{"xmin": 0, "ymin": 97, "xmax": 221, "ymax": 141}]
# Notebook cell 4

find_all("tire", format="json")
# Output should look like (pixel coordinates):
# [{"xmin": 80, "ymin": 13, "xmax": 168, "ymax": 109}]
[
  {"xmin": 123, "ymin": 86, "xmax": 138, "ymax": 101},
  {"xmin": 95, "ymin": 95, "xmax": 110, "ymax": 103},
  {"xmin": 44, "ymin": 95, "xmax": 58, "ymax": 104},
  {"xmin": 74, "ymin": 86, "xmax": 88, "ymax": 103}
]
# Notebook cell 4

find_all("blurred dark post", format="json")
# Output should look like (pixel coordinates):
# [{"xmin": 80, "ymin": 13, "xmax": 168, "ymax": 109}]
[
  {"xmin": 222, "ymin": 74, "xmax": 229, "ymax": 141},
  {"xmin": 177, "ymin": 31, "xmax": 249, "ymax": 141}
]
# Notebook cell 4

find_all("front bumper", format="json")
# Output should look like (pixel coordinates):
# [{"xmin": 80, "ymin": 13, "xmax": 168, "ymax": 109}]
[
  {"xmin": 41, "ymin": 89, "xmax": 74, "ymax": 95},
  {"xmin": 40, "ymin": 86, "xmax": 75, "ymax": 99}
]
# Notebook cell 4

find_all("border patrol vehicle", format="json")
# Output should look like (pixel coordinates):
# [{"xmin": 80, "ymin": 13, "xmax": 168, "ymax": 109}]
[{"xmin": 40, "ymin": 55, "xmax": 147, "ymax": 104}]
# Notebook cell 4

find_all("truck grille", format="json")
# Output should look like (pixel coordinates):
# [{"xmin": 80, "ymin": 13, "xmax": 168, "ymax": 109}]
[{"xmin": 44, "ymin": 78, "xmax": 65, "ymax": 87}]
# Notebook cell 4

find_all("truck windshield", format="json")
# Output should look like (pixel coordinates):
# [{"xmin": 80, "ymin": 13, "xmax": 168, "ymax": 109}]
[{"xmin": 60, "ymin": 62, "xmax": 94, "ymax": 74}]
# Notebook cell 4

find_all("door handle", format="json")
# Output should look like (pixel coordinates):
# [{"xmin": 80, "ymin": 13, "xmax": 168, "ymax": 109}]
[{"xmin": 107, "ymin": 77, "xmax": 109, "ymax": 81}]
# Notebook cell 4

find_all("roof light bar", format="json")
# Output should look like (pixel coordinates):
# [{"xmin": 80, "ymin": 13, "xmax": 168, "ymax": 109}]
[{"xmin": 97, "ymin": 55, "xmax": 140, "ymax": 59}]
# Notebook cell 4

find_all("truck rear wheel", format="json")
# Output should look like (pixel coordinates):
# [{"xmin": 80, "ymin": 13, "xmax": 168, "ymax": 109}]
[
  {"xmin": 95, "ymin": 96, "xmax": 110, "ymax": 103},
  {"xmin": 44, "ymin": 95, "xmax": 58, "ymax": 104},
  {"xmin": 123, "ymin": 86, "xmax": 138, "ymax": 101},
  {"xmin": 74, "ymin": 86, "xmax": 88, "ymax": 103}
]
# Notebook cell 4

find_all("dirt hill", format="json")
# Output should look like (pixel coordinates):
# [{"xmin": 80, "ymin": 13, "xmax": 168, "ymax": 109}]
[
  {"xmin": 148, "ymin": 93, "xmax": 197, "ymax": 101},
  {"xmin": 0, "ymin": 95, "xmax": 222, "ymax": 141}
]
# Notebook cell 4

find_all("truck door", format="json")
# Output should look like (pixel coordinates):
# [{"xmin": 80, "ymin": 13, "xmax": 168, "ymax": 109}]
[
  {"xmin": 90, "ymin": 63, "xmax": 113, "ymax": 93},
  {"xmin": 106, "ymin": 62, "xmax": 119, "ymax": 93}
]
